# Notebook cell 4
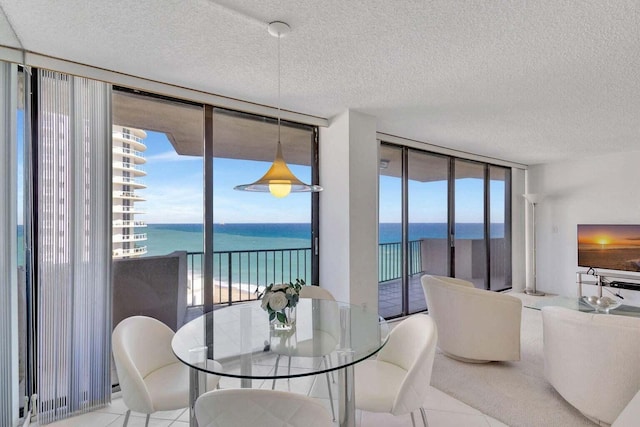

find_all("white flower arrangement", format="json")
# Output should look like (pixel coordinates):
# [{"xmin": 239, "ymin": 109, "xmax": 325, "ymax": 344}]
[{"xmin": 258, "ymin": 279, "xmax": 304, "ymax": 324}]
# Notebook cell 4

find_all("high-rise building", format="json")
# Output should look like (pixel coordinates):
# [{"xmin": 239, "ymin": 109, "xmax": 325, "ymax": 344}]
[{"xmin": 112, "ymin": 125, "xmax": 147, "ymax": 258}]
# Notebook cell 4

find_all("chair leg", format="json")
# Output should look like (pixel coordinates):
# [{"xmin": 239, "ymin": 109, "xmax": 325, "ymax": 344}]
[
  {"xmin": 420, "ymin": 407, "xmax": 429, "ymax": 427},
  {"xmin": 144, "ymin": 413, "xmax": 150, "ymax": 427},
  {"xmin": 410, "ymin": 411, "xmax": 417, "ymax": 427},
  {"xmin": 122, "ymin": 410, "xmax": 131, "ymax": 427},
  {"xmin": 323, "ymin": 355, "xmax": 335, "ymax": 383},
  {"xmin": 322, "ymin": 357, "xmax": 336, "ymax": 421},
  {"xmin": 272, "ymin": 354, "xmax": 281, "ymax": 389},
  {"xmin": 287, "ymin": 355, "xmax": 292, "ymax": 377}
]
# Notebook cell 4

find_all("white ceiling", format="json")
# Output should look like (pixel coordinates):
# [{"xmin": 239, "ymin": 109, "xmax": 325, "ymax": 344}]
[{"xmin": 1, "ymin": 0, "xmax": 639, "ymax": 166}]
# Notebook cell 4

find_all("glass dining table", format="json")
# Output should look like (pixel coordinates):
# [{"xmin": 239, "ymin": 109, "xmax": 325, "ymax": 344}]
[{"xmin": 171, "ymin": 298, "xmax": 389, "ymax": 427}]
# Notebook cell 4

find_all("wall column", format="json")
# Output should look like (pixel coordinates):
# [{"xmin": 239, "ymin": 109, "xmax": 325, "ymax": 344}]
[{"xmin": 319, "ymin": 110, "xmax": 378, "ymax": 312}]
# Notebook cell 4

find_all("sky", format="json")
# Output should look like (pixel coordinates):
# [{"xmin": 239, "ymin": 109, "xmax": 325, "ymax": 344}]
[
  {"xmin": 143, "ymin": 130, "xmax": 312, "ymax": 223},
  {"xmin": 142, "ymin": 129, "xmax": 505, "ymax": 224},
  {"xmin": 15, "ymin": 112, "xmax": 505, "ymax": 225}
]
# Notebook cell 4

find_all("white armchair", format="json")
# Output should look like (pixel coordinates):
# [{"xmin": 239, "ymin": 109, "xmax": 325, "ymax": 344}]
[
  {"xmin": 112, "ymin": 316, "xmax": 221, "ymax": 426},
  {"xmin": 543, "ymin": 306, "xmax": 640, "ymax": 425},
  {"xmin": 420, "ymin": 274, "xmax": 522, "ymax": 362}
]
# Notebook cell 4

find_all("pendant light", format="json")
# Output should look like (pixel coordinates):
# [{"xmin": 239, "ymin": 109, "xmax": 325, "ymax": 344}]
[{"xmin": 234, "ymin": 21, "xmax": 322, "ymax": 198}]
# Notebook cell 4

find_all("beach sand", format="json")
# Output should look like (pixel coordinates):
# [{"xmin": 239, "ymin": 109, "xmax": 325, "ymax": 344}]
[{"xmin": 213, "ymin": 285, "xmax": 259, "ymax": 304}]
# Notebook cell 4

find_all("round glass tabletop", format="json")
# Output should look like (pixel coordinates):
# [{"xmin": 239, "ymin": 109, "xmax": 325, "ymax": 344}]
[{"xmin": 171, "ymin": 299, "xmax": 389, "ymax": 380}]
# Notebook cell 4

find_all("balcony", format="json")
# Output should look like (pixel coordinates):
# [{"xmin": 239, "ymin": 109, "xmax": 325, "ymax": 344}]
[
  {"xmin": 113, "ymin": 205, "xmax": 145, "ymax": 214},
  {"xmin": 113, "ymin": 176, "xmax": 146, "ymax": 188},
  {"xmin": 112, "ymin": 246, "xmax": 147, "ymax": 258},
  {"xmin": 178, "ymin": 238, "xmax": 507, "ymax": 319},
  {"xmin": 113, "ymin": 190, "xmax": 145, "ymax": 201},
  {"xmin": 112, "ymin": 161, "xmax": 146, "ymax": 176},
  {"xmin": 113, "ymin": 233, "xmax": 147, "ymax": 243},
  {"xmin": 112, "ymin": 220, "xmax": 147, "ymax": 228},
  {"xmin": 113, "ymin": 131, "xmax": 146, "ymax": 150},
  {"xmin": 112, "ymin": 146, "xmax": 146, "ymax": 163}
]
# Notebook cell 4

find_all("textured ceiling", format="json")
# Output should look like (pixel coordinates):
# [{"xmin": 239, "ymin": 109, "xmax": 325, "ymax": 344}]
[{"xmin": 1, "ymin": 0, "xmax": 639, "ymax": 165}]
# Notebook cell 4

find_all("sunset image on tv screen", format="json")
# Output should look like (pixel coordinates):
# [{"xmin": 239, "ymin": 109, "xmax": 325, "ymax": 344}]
[{"xmin": 577, "ymin": 224, "xmax": 640, "ymax": 272}]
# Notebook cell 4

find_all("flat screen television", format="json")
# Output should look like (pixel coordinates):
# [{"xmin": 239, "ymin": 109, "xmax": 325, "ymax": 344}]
[{"xmin": 577, "ymin": 224, "xmax": 640, "ymax": 272}]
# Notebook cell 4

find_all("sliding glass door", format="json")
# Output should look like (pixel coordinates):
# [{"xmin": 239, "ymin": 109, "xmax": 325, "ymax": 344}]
[
  {"xmin": 408, "ymin": 150, "xmax": 449, "ymax": 313},
  {"xmin": 378, "ymin": 142, "xmax": 512, "ymax": 318},
  {"xmin": 489, "ymin": 166, "xmax": 512, "ymax": 291},
  {"xmin": 378, "ymin": 145, "xmax": 403, "ymax": 318},
  {"xmin": 453, "ymin": 159, "xmax": 486, "ymax": 288}
]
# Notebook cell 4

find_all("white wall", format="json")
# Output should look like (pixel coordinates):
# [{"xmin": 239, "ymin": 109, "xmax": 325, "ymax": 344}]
[
  {"xmin": 318, "ymin": 110, "xmax": 379, "ymax": 311},
  {"xmin": 528, "ymin": 150, "xmax": 640, "ymax": 305}
]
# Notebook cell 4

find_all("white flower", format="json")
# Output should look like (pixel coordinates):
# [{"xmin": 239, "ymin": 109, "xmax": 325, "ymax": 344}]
[
  {"xmin": 272, "ymin": 284, "xmax": 288, "ymax": 291},
  {"xmin": 268, "ymin": 292, "xmax": 288, "ymax": 311},
  {"xmin": 286, "ymin": 287, "xmax": 297, "ymax": 296},
  {"xmin": 261, "ymin": 292, "xmax": 271, "ymax": 310}
]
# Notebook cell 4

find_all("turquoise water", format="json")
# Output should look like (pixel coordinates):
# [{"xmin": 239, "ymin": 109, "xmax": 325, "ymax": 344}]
[
  {"xmin": 145, "ymin": 223, "xmax": 312, "ymax": 256},
  {"xmin": 16, "ymin": 222, "xmax": 499, "ymax": 266},
  {"xmin": 16, "ymin": 222, "xmax": 500, "ymax": 287},
  {"xmin": 145, "ymin": 222, "xmax": 498, "ymax": 256}
]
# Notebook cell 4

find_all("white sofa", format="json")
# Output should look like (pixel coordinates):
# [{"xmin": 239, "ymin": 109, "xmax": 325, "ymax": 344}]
[
  {"xmin": 542, "ymin": 306, "xmax": 640, "ymax": 425},
  {"xmin": 420, "ymin": 275, "xmax": 522, "ymax": 363}
]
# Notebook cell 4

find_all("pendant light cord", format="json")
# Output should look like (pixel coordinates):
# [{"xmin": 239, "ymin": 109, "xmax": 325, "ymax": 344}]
[{"xmin": 277, "ymin": 30, "xmax": 281, "ymax": 144}]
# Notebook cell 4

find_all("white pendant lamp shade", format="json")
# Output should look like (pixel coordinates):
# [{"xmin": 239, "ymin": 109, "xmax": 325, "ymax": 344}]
[{"xmin": 234, "ymin": 21, "xmax": 322, "ymax": 198}]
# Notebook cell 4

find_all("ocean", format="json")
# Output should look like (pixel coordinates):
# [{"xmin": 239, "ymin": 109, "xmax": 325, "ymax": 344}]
[
  {"xmin": 16, "ymin": 222, "xmax": 502, "ymax": 266},
  {"xmin": 16, "ymin": 222, "xmax": 501, "ymax": 301}
]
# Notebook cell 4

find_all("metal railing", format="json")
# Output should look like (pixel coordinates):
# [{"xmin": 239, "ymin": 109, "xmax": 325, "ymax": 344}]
[
  {"xmin": 378, "ymin": 240, "xmax": 423, "ymax": 283},
  {"xmin": 113, "ymin": 246, "xmax": 147, "ymax": 258},
  {"xmin": 187, "ymin": 247, "xmax": 312, "ymax": 306},
  {"xmin": 185, "ymin": 240, "xmax": 424, "ymax": 306},
  {"xmin": 113, "ymin": 131, "xmax": 145, "ymax": 145},
  {"xmin": 113, "ymin": 146, "xmax": 145, "ymax": 159}
]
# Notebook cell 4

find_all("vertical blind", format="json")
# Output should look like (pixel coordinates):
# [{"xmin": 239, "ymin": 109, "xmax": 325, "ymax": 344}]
[
  {"xmin": 36, "ymin": 69, "xmax": 112, "ymax": 423},
  {"xmin": 0, "ymin": 60, "xmax": 18, "ymax": 427}
]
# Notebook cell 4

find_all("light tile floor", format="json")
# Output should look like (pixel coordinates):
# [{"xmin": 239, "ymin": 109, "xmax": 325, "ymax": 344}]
[{"xmin": 38, "ymin": 377, "xmax": 507, "ymax": 427}]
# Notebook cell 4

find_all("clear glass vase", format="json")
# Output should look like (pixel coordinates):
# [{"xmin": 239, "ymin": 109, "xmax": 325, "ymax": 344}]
[{"xmin": 273, "ymin": 306, "xmax": 296, "ymax": 331}]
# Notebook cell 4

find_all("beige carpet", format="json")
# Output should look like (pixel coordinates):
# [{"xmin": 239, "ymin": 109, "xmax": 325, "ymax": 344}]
[{"xmin": 430, "ymin": 292, "xmax": 596, "ymax": 427}]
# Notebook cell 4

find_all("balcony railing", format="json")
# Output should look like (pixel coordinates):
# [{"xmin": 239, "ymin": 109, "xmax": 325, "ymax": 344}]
[
  {"xmin": 113, "ymin": 131, "xmax": 145, "ymax": 145},
  {"xmin": 186, "ymin": 247, "xmax": 312, "ymax": 306},
  {"xmin": 113, "ymin": 205, "xmax": 145, "ymax": 214},
  {"xmin": 113, "ymin": 190, "xmax": 145, "ymax": 200},
  {"xmin": 113, "ymin": 146, "xmax": 145, "ymax": 159},
  {"xmin": 378, "ymin": 240, "xmax": 423, "ymax": 282},
  {"xmin": 184, "ymin": 240, "xmax": 424, "ymax": 307},
  {"xmin": 113, "ymin": 246, "xmax": 147, "ymax": 258},
  {"xmin": 113, "ymin": 176, "xmax": 146, "ymax": 187},
  {"xmin": 113, "ymin": 161, "xmax": 145, "ymax": 173},
  {"xmin": 113, "ymin": 233, "xmax": 147, "ymax": 243},
  {"xmin": 113, "ymin": 220, "xmax": 147, "ymax": 228}
]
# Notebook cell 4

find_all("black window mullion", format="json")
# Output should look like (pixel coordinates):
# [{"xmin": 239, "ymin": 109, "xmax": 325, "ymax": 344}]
[
  {"xmin": 484, "ymin": 164, "xmax": 490, "ymax": 290},
  {"xmin": 401, "ymin": 147, "xmax": 409, "ymax": 316}
]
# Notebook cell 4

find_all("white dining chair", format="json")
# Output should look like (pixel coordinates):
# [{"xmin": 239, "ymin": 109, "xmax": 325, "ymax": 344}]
[
  {"xmin": 195, "ymin": 388, "xmax": 333, "ymax": 427},
  {"xmin": 112, "ymin": 316, "xmax": 221, "ymax": 426},
  {"xmin": 271, "ymin": 285, "xmax": 338, "ymax": 420},
  {"xmin": 354, "ymin": 314, "xmax": 438, "ymax": 427}
]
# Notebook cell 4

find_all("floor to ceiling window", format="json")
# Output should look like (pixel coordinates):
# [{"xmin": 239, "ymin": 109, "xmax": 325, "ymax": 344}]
[
  {"xmin": 408, "ymin": 150, "xmax": 450, "ymax": 313},
  {"xmin": 378, "ymin": 145, "xmax": 403, "ymax": 318},
  {"xmin": 489, "ymin": 166, "xmax": 512, "ymax": 291},
  {"xmin": 453, "ymin": 159, "xmax": 487, "ymax": 287},
  {"xmin": 212, "ymin": 108, "xmax": 319, "ymax": 305},
  {"xmin": 378, "ymin": 142, "xmax": 512, "ymax": 318}
]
